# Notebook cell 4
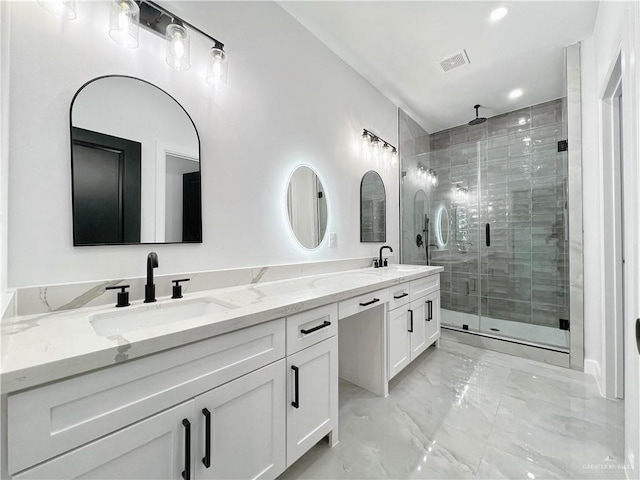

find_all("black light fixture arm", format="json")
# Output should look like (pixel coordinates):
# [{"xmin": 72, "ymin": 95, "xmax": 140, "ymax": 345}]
[
  {"xmin": 362, "ymin": 129, "xmax": 397, "ymax": 154},
  {"xmin": 136, "ymin": 0, "xmax": 224, "ymax": 49}
]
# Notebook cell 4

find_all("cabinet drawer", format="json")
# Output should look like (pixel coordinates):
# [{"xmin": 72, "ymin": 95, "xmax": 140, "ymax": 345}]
[
  {"xmin": 7, "ymin": 319, "xmax": 285, "ymax": 475},
  {"xmin": 286, "ymin": 304, "xmax": 337, "ymax": 355},
  {"xmin": 410, "ymin": 274, "xmax": 440, "ymax": 300},
  {"xmin": 338, "ymin": 288, "xmax": 389, "ymax": 319},
  {"xmin": 387, "ymin": 282, "xmax": 411, "ymax": 311}
]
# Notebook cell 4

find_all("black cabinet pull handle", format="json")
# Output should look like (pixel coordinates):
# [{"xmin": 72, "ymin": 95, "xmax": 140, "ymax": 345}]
[
  {"xmin": 202, "ymin": 408, "xmax": 211, "ymax": 468},
  {"xmin": 393, "ymin": 292, "xmax": 409, "ymax": 299},
  {"xmin": 635, "ymin": 318, "xmax": 640, "ymax": 355},
  {"xmin": 359, "ymin": 298, "xmax": 380, "ymax": 307},
  {"xmin": 408, "ymin": 309, "xmax": 414, "ymax": 332},
  {"xmin": 486, "ymin": 223, "xmax": 491, "ymax": 247},
  {"xmin": 291, "ymin": 365, "xmax": 300, "ymax": 408},
  {"xmin": 426, "ymin": 300, "xmax": 433, "ymax": 321},
  {"xmin": 300, "ymin": 320, "xmax": 331, "ymax": 335},
  {"xmin": 181, "ymin": 419, "xmax": 191, "ymax": 480}
]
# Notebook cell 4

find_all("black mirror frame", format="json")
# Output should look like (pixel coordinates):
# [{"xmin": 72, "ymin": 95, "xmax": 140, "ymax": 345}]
[
  {"xmin": 360, "ymin": 170, "xmax": 386, "ymax": 243},
  {"xmin": 69, "ymin": 75, "xmax": 202, "ymax": 246}
]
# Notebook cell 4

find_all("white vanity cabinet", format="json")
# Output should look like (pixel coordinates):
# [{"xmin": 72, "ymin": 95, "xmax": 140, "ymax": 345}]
[
  {"xmin": 13, "ymin": 401, "xmax": 195, "ymax": 480},
  {"xmin": 7, "ymin": 319, "xmax": 287, "ymax": 479},
  {"xmin": 388, "ymin": 275, "xmax": 441, "ymax": 380},
  {"xmin": 194, "ymin": 360, "xmax": 286, "ymax": 480},
  {"xmin": 285, "ymin": 305, "xmax": 339, "ymax": 468}
]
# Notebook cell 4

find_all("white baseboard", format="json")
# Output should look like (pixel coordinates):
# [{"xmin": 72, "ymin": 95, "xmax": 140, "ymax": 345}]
[{"xmin": 584, "ymin": 359, "xmax": 604, "ymax": 397}]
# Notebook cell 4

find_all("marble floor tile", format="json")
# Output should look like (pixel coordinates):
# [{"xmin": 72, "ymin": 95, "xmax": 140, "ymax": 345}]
[{"xmin": 282, "ymin": 341, "xmax": 625, "ymax": 480}]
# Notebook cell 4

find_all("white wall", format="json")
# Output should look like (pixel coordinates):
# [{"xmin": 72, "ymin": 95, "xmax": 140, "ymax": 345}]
[
  {"xmin": 581, "ymin": 1, "xmax": 640, "ymax": 476},
  {"xmin": 0, "ymin": 2, "xmax": 9, "ymax": 294},
  {"xmin": 4, "ymin": 1, "xmax": 398, "ymax": 287}
]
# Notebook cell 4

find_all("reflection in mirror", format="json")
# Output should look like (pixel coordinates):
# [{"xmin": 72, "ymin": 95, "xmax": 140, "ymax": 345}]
[
  {"xmin": 70, "ymin": 75, "xmax": 201, "ymax": 246},
  {"xmin": 360, "ymin": 170, "xmax": 386, "ymax": 242},
  {"xmin": 414, "ymin": 189, "xmax": 429, "ymax": 249},
  {"xmin": 286, "ymin": 166, "xmax": 327, "ymax": 249},
  {"xmin": 435, "ymin": 205, "xmax": 450, "ymax": 248}
]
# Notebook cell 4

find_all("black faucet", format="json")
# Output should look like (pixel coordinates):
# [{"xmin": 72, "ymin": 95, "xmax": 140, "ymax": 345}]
[
  {"xmin": 379, "ymin": 245, "xmax": 393, "ymax": 268},
  {"xmin": 144, "ymin": 252, "xmax": 159, "ymax": 303}
]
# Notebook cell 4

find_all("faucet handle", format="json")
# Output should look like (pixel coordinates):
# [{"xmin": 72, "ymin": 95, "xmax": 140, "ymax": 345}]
[
  {"xmin": 171, "ymin": 278, "xmax": 191, "ymax": 299},
  {"xmin": 106, "ymin": 285, "xmax": 131, "ymax": 308}
]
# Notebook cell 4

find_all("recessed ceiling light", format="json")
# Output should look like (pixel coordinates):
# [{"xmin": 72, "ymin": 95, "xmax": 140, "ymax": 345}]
[
  {"xmin": 490, "ymin": 6, "xmax": 509, "ymax": 22},
  {"xmin": 509, "ymin": 88, "xmax": 523, "ymax": 99}
]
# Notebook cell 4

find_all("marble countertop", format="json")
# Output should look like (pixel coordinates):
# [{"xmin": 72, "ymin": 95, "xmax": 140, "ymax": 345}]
[{"xmin": 0, "ymin": 265, "xmax": 442, "ymax": 394}]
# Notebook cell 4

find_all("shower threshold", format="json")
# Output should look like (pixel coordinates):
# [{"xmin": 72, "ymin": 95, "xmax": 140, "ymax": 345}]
[{"xmin": 441, "ymin": 309, "xmax": 570, "ymax": 352}]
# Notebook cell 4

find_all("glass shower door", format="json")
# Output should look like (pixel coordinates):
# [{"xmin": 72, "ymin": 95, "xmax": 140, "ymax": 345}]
[{"xmin": 430, "ymin": 141, "xmax": 481, "ymax": 333}]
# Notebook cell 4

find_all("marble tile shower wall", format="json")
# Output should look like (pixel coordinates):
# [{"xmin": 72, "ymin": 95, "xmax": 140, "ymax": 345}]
[{"xmin": 429, "ymin": 99, "xmax": 568, "ymax": 328}]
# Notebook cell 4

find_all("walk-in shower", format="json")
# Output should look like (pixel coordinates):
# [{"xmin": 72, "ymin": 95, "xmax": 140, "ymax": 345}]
[{"xmin": 400, "ymin": 99, "xmax": 570, "ymax": 352}]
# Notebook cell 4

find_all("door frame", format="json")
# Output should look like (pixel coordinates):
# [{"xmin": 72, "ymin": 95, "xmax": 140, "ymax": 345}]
[{"xmin": 600, "ymin": 53, "xmax": 625, "ymax": 400}]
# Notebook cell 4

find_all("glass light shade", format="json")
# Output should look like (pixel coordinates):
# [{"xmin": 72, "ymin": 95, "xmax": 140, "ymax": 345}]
[
  {"xmin": 360, "ymin": 132, "xmax": 370, "ymax": 157},
  {"xmin": 166, "ymin": 24, "xmax": 190, "ymax": 71},
  {"xmin": 38, "ymin": 0, "xmax": 76, "ymax": 20},
  {"xmin": 109, "ymin": 0, "xmax": 139, "ymax": 49},
  {"xmin": 371, "ymin": 138, "xmax": 381, "ymax": 158},
  {"xmin": 381, "ymin": 144, "xmax": 391, "ymax": 163},
  {"xmin": 206, "ymin": 46, "xmax": 228, "ymax": 88}
]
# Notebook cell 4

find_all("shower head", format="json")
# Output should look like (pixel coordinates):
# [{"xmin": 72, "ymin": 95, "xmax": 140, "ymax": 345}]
[{"xmin": 469, "ymin": 104, "xmax": 487, "ymax": 125}]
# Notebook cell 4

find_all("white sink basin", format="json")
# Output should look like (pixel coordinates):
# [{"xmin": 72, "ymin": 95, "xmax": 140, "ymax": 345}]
[{"xmin": 89, "ymin": 299, "xmax": 228, "ymax": 337}]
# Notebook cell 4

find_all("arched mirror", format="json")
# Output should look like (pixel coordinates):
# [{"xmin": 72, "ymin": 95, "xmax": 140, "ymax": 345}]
[
  {"xmin": 360, "ymin": 170, "xmax": 386, "ymax": 242},
  {"xmin": 286, "ymin": 166, "xmax": 328, "ymax": 249},
  {"xmin": 70, "ymin": 75, "xmax": 201, "ymax": 246}
]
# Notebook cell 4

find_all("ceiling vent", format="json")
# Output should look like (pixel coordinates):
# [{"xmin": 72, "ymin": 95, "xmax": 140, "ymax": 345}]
[{"xmin": 438, "ymin": 49, "xmax": 470, "ymax": 73}]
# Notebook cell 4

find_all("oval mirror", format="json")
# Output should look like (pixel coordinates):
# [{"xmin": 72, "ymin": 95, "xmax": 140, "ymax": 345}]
[
  {"xmin": 435, "ymin": 205, "xmax": 450, "ymax": 248},
  {"xmin": 70, "ymin": 75, "xmax": 201, "ymax": 246},
  {"xmin": 286, "ymin": 166, "xmax": 328, "ymax": 249},
  {"xmin": 360, "ymin": 170, "xmax": 386, "ymax": 242}
]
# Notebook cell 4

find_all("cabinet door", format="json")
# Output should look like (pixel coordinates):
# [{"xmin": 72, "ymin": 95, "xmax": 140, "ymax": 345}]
[
  {"xmin": 425, "ymin": 291, "xmax": 441, "ymax": 345},
  {"xmin": 286, "ymin": 336, "xmax": 338, "ymax": 467},
  {"xmin": 409, "ymin": 298, "xmax": 427, "ymax": 361},
  {"xmin": 195, "ymin": 360, "xmax": 286, "ymax": 480},
  {"xmin": 14, "ymin": 401, "xmax": 194, "ymax": 480},
  {"xmin": 388, "ymin": 306, "xmax": 411, "ymax": 379}
]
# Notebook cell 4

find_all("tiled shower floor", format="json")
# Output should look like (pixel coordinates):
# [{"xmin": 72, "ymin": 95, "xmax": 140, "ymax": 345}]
[
  {"xmin": 441, "ymin": 309, "xmax": 570, "ymax": 349},
  {"xmin": 281, "ymin": 337, "xmax": 625, "ymax": 479}
]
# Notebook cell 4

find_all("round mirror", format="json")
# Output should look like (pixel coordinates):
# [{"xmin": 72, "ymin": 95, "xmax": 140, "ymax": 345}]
[
  {"xmin": 70, "ymin": 75, "xmax": 200, "ymax": 246},
  {"xmin": 286, "ymin": 166, "xmax": 328, "ymax": 249},
  {"xmin": 435, "ymin": 205, "xmax": 450, "ymax": 248}
]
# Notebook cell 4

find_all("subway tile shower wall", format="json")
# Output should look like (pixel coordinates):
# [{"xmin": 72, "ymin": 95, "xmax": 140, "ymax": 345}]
[{"xmin": 429, "ymin": 99, "xmax": 568, "ymax": 328}]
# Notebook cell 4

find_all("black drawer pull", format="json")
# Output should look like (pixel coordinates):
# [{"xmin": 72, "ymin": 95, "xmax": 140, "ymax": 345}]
[
  {"xmin": 426, "ymin": 300, "xmax": 433, "ymax": 321},
  {"xmin": 486, "ymin": 223, "xmax": 491, "ymax": 247},
  {"xmin": 181, "ymin": 419, "xmax": 191, "ymax": 480},
  {"xmin": 393, "ymin": 292, "xmax": 409, "ymax": 299},
  {"xmin": 408, "ymin": 309, "xmax": 414, "ymax": 332},
  {"xmin": 301, "ymin": 320, "xmax": 331, "ymax": 335},
  {"xmin": 359, "ymin": 298, "xmax": 380, "ymax": 307},
  {"xmin": 202, "ymin": 408, "xmax": 211, "ymax": 468},
  {"xmin": 291, "ymin": 365, "xmax": 300, "ymax": 408}
]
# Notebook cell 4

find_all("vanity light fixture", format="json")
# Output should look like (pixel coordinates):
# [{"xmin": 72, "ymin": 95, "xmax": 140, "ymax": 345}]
[
  {"xmin": 417, "ymin": 163, "xmax": 438, "ymax": 186},
  {"xmin": 490, "ymin": 5, "xmax": 510, "ymax": 22},
  {"xmin": 106, "ymin": 1, "xmax": 228, "ymax": 86},
  {"xmin": 454, "ymin": 184, "xmax": 469, "ymax": 203},
  {"xmin": 206, "ymin": 44, "xmax": 229, "ymax": 88},
  {"xmin": 109, "ymin": 0, "xmax": 140, "ymax": 48},
  {"xmin": 38, "ymin": 0, "xmax": 77, "ymax": 20},
  {"xmin": 166, "ymin": 22, "xmax": 190, "ymax": 71},
  {"xmin": 361, "ymin": 129, "xmax": 398, "ymax": 166}
]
